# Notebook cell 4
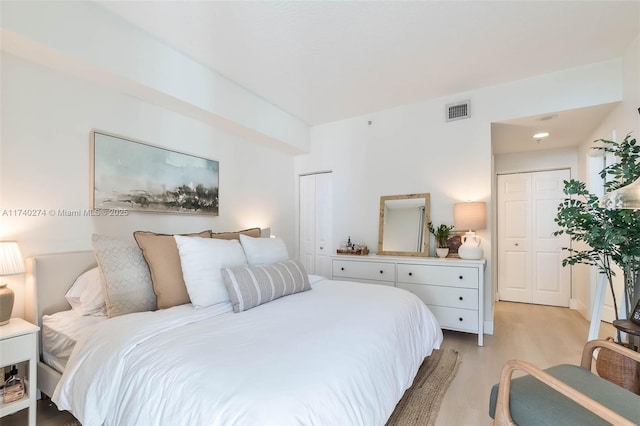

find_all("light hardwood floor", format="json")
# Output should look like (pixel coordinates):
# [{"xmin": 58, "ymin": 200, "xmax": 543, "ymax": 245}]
[{"xmin": 435, "ymin": 301, "xmax": 616, "ymax": 426}]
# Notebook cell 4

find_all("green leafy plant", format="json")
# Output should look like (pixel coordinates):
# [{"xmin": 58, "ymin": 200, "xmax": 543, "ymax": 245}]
[
  {"xmin": 428, "ymin": 222, "xmax": 454, "ymax": 249},
  {"xmin": 554, "ymin": 133, "xmax": 640, "ymax": 328}
]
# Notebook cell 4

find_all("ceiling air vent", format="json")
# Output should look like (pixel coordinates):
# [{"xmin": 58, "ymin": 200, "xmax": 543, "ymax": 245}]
[{"xmin": 446, "ymin": 100, "xmax": 470, "ymax": 122}]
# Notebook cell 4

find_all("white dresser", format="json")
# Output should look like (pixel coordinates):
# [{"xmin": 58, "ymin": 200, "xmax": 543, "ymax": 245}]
[{"xmin": 332, "ymin": 255, "xmax": 486, "ymax": 346}]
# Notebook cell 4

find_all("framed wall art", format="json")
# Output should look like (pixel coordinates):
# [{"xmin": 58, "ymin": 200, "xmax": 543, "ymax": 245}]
[{"xmin": 91, "ymin": 131, "xmax": 219, "ymax": 215}]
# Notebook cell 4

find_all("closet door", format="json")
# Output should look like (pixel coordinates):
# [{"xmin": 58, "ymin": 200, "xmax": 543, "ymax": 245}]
[
  {"xmin": 314, "ymin": 173, "xmax": 333, "ymax": 278},
  {"xmin": 531, "ymin": 170, "xmax": 571, "ymax": 306},
  {"xmin": 497, "ymin": 169, "xmax": 570, "ymax": 307},
  {"xmin": 299, "ymin": 175, "xmax": 317, "ymax": 274},
  {"xmin": 497, "ymin": 173, "xmax": 533, "ymax": 303},
  {"xmin": 299, "ymin": 173, "xmax": 333, "ymax": 278}
]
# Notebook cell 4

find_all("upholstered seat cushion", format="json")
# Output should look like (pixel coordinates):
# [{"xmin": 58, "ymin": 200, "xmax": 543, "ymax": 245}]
[{"xmin": 489, "ymin": 364, "xmax": 640, "ymax": 425}]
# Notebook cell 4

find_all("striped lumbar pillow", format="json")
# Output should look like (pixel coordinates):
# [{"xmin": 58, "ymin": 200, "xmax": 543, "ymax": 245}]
[{"xmin": 221, "ymin": 259, "xmax": 311, "ymax": 313}]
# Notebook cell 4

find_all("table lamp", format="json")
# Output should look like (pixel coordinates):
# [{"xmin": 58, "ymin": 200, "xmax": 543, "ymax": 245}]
[
  {"xmin": 0, "ymin": 241, "xmax": 25, "ymax": 325},
  {"xmin": 454, "ymin": 202, "xmax": 487, "ymax": 260}
]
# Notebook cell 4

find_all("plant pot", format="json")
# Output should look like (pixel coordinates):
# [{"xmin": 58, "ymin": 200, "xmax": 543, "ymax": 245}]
[{"xmin": 436, "ymin": 248, "xmax": 449, "ymax": 258}]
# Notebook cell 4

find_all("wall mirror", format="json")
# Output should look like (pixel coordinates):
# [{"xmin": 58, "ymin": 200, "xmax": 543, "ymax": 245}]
[{"xmin": 378, "ymin": 193, "xmax": 430, "ymax": 257}]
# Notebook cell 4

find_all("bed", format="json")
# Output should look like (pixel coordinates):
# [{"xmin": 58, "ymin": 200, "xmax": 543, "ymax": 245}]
[{"xmin": 25, "ymin": 248, "xmax": 443, "ymax": 425}]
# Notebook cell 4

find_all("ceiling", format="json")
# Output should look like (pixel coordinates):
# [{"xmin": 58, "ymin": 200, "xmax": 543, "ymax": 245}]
[
  {"xmin": 491, "ymin": 102, "xmax": 620, "ymax": 155},
  {"xmin": 97, "ymin": 1, "xmax": 639, "ymax": 128}
]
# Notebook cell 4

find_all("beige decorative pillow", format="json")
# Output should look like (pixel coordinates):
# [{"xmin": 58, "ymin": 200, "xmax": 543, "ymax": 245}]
[
  {"xmin": 221, "ymin": 259, "xmax": 311, "ymax": 313},
  {"xmin": 133, "ymin": 230, "xmax": 212, "ymax": 309},
  {"xmin": 212, "ymin": 227, "xmax": 261, "ymax": 240},
  {"xmin": 92, "ymin": 234, "xmax": 157, "ymax": 318}
]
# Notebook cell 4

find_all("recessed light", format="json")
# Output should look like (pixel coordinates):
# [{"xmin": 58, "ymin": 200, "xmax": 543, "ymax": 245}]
[{"xmin": 533, "ymin": 132, "xmax": 550, "ymax": 139}]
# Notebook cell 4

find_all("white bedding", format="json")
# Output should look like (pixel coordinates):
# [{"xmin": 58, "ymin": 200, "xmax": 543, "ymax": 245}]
[
  {"xmin": 53, "ymin": 278, "xmax": 443, "ymax": 426},
  {"xmin": 42, "ymin": 310, "xmax": 106, "ymax": 372}
]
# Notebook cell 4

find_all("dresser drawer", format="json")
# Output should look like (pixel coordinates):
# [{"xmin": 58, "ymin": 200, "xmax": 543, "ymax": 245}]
[
  {"xmin": 332, "ymin": 260, "xmax": 395, "ymax": 282},
  {"xmin": 0, "ymin": 333, "xmax": 36, "ymax": 366},
  {"xmin": 397, "ymin": 283, "xmax": 478, "ymax": 310},
  {"xmin": 335, "ymin": 277, "xmax": 395, "ymax": 286},
  {"xmin": 397, "ymin": 263, "xmax": 478, "ymax": 289},
  {"xmin": 427, "ymin": 305, "xmax": 479, "ymax": 333}
]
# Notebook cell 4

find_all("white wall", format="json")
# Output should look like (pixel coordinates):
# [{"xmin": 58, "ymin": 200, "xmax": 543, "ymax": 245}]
[
  {"xmin": 0, "ymin": 1, "xmax": 309, "ymax": 154},
  {"xmin": 494, "ymin": 148, "xmax": 578, "ymax": 176},
  {"xmin": 571, "ymin": 34, "xmax": 640, "ymax": 322},
  {"xmin": 0, "ymin": 1, "xmax": 308, "ymax": 320},
  {"xmin": 296, "ymin": 59, "xmax": 625, "ymax": 332},
  {"xmin": 0, "ymin": 53, "xmax": 296, "ymax": 318}
]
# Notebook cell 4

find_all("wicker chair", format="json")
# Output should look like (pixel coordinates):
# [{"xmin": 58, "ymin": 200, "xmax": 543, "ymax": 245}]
[{"xmin": 489, "ymin": 339, "xmax": 640, "ymax": 426}]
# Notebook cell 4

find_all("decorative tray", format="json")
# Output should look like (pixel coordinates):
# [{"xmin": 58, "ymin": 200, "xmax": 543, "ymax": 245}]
[{"xmin": 336, "ymin": 247, "xmax": 369, "ymax": 256}]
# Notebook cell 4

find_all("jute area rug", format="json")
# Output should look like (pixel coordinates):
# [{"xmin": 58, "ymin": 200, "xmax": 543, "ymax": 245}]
[{"xmin": 386, "ymin": 348, "xmax": 462, "ymax": 426}]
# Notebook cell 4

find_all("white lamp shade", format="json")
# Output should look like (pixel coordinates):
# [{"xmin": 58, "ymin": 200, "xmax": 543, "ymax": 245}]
[
  {"xmin": 454, "ymin": 202, "xmax": 487, "ymax": 231},
  {"xmin": 0, "ymin": 241, "xmax": 25, "ymax": 276},
  {"xmin": 599, "ymin": 177, "xmax": 640, "ymax": 209}
]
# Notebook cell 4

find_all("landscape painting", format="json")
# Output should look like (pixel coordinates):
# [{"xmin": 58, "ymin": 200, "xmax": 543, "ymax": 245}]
[{"xmin": 91, "ymin": 131, "xmax": 219, "ymax": 215}]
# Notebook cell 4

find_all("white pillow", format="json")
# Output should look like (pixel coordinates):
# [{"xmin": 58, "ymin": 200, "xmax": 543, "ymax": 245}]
[
  {"xmin": 174, "ymin": 235, "xmax": 248, "ymax": 307},
  {"xmin": 64, "ymin": 267, "xmax": 106, "ymax": 316},
  {"xmin": 239, "ymin": 234, "xmax": 289, "ymax": 266}
]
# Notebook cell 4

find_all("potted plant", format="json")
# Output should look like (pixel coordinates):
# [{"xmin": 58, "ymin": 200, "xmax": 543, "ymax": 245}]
[
  {"xmin": 428, "ymin": 222, "xmax": 454, "ymax": 258},
  {"xmin": 554, "ymin": 133, "xmax": 640, "ymax": 341}
]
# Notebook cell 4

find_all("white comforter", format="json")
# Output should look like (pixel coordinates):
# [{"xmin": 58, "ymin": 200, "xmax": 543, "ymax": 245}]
[{"xmin": 53, "ymin": 278, "xmax": 443, "ymax": 426}]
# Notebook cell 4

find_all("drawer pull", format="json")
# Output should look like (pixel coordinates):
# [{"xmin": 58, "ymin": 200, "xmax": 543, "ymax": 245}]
[
  {"xmin": 459, "ymin": 275, "xmax": 463, "ymax": 280},
  {"xmin": 459, "ymin": 296, "xmax": 464, "ymax": 301},
  {"xmin": 341, "ymin": 267, "xmax": 345, "ymax": 271},
  {"xmin": 408, "ymin": 272, "xmax": 413, "ymax": 276},
  {"xmin": 459, "ymin": 317, "xmax": 463, "ymax": 322},
  {"xmin": 379, "ymin": 270, "xmax": 384, "ymax": 274}
]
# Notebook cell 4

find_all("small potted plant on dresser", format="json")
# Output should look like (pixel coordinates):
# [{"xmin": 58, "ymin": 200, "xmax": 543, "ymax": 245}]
[{"xmin": 428, "ymin": 222, "xmax": 454, "ymax": 258}]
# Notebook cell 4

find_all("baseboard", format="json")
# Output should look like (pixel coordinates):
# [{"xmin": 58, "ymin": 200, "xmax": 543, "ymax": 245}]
[
  {"xmin": 570, "ymin": 298, "xmax": 589, "ymax": 320},
  {"xmin": 484, "ymin": 320, "xmax": 494, "ymax": 335},
  {"xmin": 569, "ymin": 298, "xmax": 580, "ymax": 310}
]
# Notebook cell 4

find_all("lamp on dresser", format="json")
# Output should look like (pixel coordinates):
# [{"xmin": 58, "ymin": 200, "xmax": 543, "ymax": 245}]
[
  {"xmin": 454, "ymin": 201, "xmax": 487, "ymax": 260},
  {"xmin": 0, "ymin": 241, "xmax": 25, "ymax": 325}
]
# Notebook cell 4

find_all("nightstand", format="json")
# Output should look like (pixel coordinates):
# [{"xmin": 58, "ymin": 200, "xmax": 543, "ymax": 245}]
[{"xmin": 0, "ymin": 318, "xmax": 39, "ymax": 426}]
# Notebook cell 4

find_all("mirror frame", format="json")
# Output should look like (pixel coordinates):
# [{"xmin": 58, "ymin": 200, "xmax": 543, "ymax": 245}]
[{"xmin": 378, "ymin": 193, "xmax": 431, "ymax": 257}]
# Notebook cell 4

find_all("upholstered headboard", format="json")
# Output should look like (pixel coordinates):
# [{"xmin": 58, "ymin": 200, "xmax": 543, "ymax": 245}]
[
  {"xmin": 23, "ymin": 251, "xmax": 97, "ymax": 396},
  {"xmin": 24, "ymin": 251, "xmax": 97, "ymax": 330}
]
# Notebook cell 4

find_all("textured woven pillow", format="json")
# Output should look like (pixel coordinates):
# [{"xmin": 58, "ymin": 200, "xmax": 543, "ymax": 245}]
[
  {"xmin": 239, "ymin": 234, "xmax": 289, "ymax": 266},
  {"xmin": 92, "ymin": 234, "xmax": 157, "ymax": 318},
  {"xmin": 133, "ymin": 230, "xmax": 212, "ymax": 309},
  {"xmin": 221, "ymin": 259, "xmax": 311, "ymax": 313}
]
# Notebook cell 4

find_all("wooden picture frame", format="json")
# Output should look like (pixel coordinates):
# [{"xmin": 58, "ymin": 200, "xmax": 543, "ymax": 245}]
[
  {"xmin": 378, "ymin": 193, "xmax": 430, "ymax": 257},
  {"xmin": 446, "ymin": 231, "xmax": 465, "ymax": 258},
  {"xmin": 91, "ymin": 130, "xmax": 219, "ymax": 215}
]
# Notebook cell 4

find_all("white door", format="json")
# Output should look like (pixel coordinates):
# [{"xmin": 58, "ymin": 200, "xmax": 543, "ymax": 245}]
[
  {"xmin": 497, "ymin": 173, "xmax": 532, "ymax": 303},
  {"xmin": 314, "ymin": 173, "xmax": 333, "ymax": 278},
  {"xmin": 299, "ymin": 173, "xmax": 333, "ymax": 278},
  {"xmin": 498, "ymin": 169, "xmax": 571, "ymax": 307},
  {"xmin": 299, "ymin": 175, "xmax": 316, "ymax": 274}
]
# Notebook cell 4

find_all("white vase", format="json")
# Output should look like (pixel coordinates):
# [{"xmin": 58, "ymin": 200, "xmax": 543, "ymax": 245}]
[
  {"xmin": 435, "ymin": 248, "xmax": 449, "ymax": 258},
  {"xmin": 0, "ymin": 284, "xmax": 14, "ymax": 325},
  {"xmin": 458, "ymin": 232, "xmax": 483, "ymax": 260}
]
